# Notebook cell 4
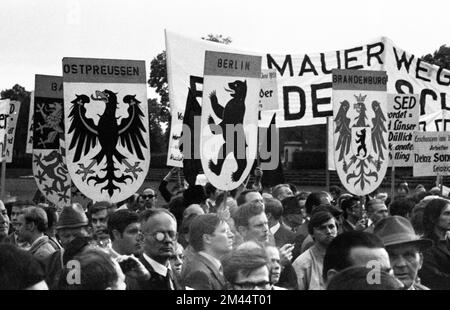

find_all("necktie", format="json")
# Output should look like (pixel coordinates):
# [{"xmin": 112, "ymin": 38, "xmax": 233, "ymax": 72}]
[{"xmin": 166, "ymin": 269, "xmax": 175, "ymax": 290}]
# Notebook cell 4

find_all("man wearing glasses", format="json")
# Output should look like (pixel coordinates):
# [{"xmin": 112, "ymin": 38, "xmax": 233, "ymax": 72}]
[
  {"xmin": 138, "ymin": 188, "xmax": 157, "ymax": 211},
  {"xmin": 127, "ymin": 208, "xmax": 183, "ymax": 290}
]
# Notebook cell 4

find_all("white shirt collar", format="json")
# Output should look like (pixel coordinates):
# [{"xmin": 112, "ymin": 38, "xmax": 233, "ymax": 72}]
[
  {"xmin": 143, "ymin": 253, "xmax": 171, "ymax": 277},
  {"xmin": 270, "ymin": 222, "xmax": 281, "ymax": 235},
  {"xmin": 198, "ymin": 251, "xmax": 222, "ymax": 271}
]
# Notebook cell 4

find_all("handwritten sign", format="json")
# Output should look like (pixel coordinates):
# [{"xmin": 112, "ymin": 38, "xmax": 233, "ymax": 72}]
[
  {"xmin": 5, "ymin": 101, "xmax": 21, "ymax": 163},
  {"xmin": 387, "ymin": 94, "xmax": 419, "ymax": 167}
]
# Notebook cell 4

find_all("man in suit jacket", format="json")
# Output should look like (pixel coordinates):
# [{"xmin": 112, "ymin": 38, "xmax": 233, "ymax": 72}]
[
  {"xmin": 265, "ymin": 198, "xmax": 296, "ymax": 247},
  {"xmin": 128, "ymin": 208, "xmax": 183, "ymax": 290},
  {"xmin": 181, "ymin": 214, "xmax": 234, "ymax": 290}
]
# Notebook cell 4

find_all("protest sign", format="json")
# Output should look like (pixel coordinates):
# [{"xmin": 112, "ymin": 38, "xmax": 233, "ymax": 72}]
[
  {"xmin": 413, "ymin": 132, "xmax": 450, "ymax": 176},
  {"xmin": 387, "ymin": 94, "xmax": 419, "ymax": 167},
  {"xmin": 333, "ymin": 69, "xmax": 388, "ymax": 196},
  {"xmin": 63, "ymin": 57, "xmax": 150, "ymax": 202},
  {"xmin": 200, "ymin": 51, "xmax": 261, "ymax": 190}
]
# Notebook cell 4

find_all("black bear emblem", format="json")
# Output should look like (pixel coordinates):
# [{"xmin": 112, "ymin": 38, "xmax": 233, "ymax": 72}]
[
  {"xmin": 355, "ymin": 128, "xmax": 367, "ymax": 157},
  {"xmin": 208, "ymin": 80, "xmax": 248, "ymax": 182}
]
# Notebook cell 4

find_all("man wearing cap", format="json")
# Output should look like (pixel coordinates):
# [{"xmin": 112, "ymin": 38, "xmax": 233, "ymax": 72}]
[
  {"xmin": 374, "ymin": 216, "xmax": 432, "ymax": 290},
  {"xmin": 44, "ymin": 203, "xmax": 91, "ymax": 289}
]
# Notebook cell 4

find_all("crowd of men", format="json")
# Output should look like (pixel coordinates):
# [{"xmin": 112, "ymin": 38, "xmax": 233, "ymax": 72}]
[{"xmin": 1, "ymin": 167, "xmax": 450, "ymax": 290}]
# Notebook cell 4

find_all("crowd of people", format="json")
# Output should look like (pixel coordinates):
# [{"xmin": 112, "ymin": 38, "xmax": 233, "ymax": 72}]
[{"xmin": 0, "ymin": 166, "xmax": 449, "ymax": 291}]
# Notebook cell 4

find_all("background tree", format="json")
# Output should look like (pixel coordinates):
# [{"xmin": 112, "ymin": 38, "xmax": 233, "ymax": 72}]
[
  {"xmin": 422, "ymin": 45, "xmax": 450, "ymax": 70},
  {"xmin": 147, "ymin": 34, "xmax": 232, "ymax": 161},
  {"xmin": 1, "ymin": 84, "xmax": 32, "ymax": 167}
]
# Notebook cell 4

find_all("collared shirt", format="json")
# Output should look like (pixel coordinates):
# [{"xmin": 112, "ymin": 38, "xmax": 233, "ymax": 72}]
[
  {"xmin": 198, "ymin": 251, "xmax": 222, "ymax": 273},
  {"xmin": 142, "ymin": 253, "xmax": 174, "ymax": 289},
  {"xmin": 292, "ymin": 244, "xmax": 326, "ymax": 290},
  {"xmin": 270, "ymin": 222, "xmax": 281, "ymax": 235}
]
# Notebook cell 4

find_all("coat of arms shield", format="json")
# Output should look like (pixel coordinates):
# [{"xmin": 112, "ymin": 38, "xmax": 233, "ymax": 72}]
[{"xmin": 333, "ymin": 70, "xmax": 388, "ymax": 196}]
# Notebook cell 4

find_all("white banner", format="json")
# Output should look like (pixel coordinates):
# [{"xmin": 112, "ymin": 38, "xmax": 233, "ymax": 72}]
[
  {"xmin": 166, "ymin": 31, "xmax": 450, "ymax": 170},
  {"xmin": 0, "ymin": 99, "xmax": 10, "ymax": 161},
  {"xmin": 5, "ymin": 100, "xmax": 21, "ymax": 163}
]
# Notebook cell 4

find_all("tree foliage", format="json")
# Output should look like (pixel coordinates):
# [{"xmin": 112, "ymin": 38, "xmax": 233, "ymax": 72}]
[
  {"xmin": 147, "ymin": 34, "xmax": 232, "ymax": 153},
  {"xmin": 422, "ymin": 45, "xmax": 450, "ymax": 70}
]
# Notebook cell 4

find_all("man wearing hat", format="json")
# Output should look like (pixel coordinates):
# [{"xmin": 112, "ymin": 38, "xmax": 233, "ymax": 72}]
[
  {"xmin": 374, "ymin": 216, "xmax": 433, "ymax": 290},
  {"xmin": 44, "ymin": 203, "xmax": 91, "ymax": 289}
]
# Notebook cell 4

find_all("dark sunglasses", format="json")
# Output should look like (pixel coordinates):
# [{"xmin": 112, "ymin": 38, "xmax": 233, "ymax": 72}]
[{"xmin": 141, "ymin": 194, "xmax": 156, "ymax": 199}]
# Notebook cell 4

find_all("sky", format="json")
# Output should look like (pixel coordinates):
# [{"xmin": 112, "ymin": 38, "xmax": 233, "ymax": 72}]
[{"xmin": 1, "ymin": 0, "xmax": 449, "ymax": 95}]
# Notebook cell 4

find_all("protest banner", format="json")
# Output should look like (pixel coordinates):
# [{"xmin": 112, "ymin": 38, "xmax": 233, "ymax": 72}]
[
  {"xmin": 63, "ymin": 57, "xmax": 150, "ymax": 202},
  {"xmin": 0, "ymin": 99, "xmax": 9, "ymax": 199},
  {"xmin": 33, "ymin": 75, "xmax": 71, "ymax": 207},
  {"xmin": 200, "ymin": 51, "xmax": 261, "ymax": 190},
  {"xmin": 332, "ymin": 69, "xmax": 388, "ymax": 196},
  {"xmin": 165, "ymin": 30, "xmax": 450, "ymax": 170},
  {"xmin": 5, "ymin": 100, "xmax": 21, "ymax": 163},
  {"xmin": 26, "ymin": 91, "xmax": 34, "ymax": 154},
  {"xmin": 413, "ymin": 132, "xmax": 450, "ymax": 177}
]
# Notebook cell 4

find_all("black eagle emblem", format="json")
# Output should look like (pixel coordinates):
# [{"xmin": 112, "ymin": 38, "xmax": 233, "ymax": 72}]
[{"xmin": 68, "ymin": 90, "xmax": 147, "ymax": 196}]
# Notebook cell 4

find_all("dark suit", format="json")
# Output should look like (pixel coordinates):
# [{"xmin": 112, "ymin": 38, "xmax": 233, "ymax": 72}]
[
  {"xmin": 419, "ymin": 239, "xmax": 450, "ymax": 290},
  {"xmin": 181, "ymin": 253, "xmax": 226, "ymax": 290},
  {"xmin": 127, "ymin": 254, "xmax": 183, "ymax": 290},
  {"xmin": 273, "ymin": 224, "xmax": 296, "ymax": 248}
]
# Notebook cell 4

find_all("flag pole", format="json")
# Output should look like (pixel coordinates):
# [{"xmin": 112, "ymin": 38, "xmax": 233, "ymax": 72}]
[
  {"xmin": 326, "ymin": 117, "xmax": 330, "ymax": 192},
  {"xmin": 1, "ymin": 159, "xmax": 6, "ymax": 200}
]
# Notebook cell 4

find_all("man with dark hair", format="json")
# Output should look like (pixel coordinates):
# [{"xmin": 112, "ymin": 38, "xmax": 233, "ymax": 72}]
[
  {"xmin": 233, "ymin": 201, "xmax": 269, "ymax": 244},
  {"xmin": 128, "ymin": 208, "xmax": 183, "ymax": 290},
  {"xmin": 17, "ymin": 206, "xmax": 57, "ymax": 261},
  {"xmin": 389, "ymin": 198, "xmax": 415, "ymax": 218},
  {"xmin": 365, "ymin": 198, "xmax": 389, "ymax": 233},
  {"xmin": 326, "ymin": 266, "xmax": 402, "ymax": 290},
  {"xmin": 222, "ymin": 243, "xmax": 272, "ymax": 290},
  {"xmin": 107, "ymin": 209, "xmax": 143, "ymax": 256},
  {"xmin": 89, "ymin": 201, "xmax": 113, "ymax": 248},
  {"xmin": 340, "ymin": 196, "xmax": 367, "ymax": 232},
  {"xmin": 292, "ymin": 211, "xmax": 337, "ymax": 290},
  {"xmin": 181, "ymin": 214, "xmax": 233, "ymax": 290},
  {"xmin": 236, "ymin": 189, "xmax": 263, "ymax": 206},
  {"xmin": 138, "ymin": 187, "xmax": 157, "ymax": 211},
  {"xmin": 281, "ymin": 196, "xmax": 305, "ymax": 233},
  {"xmin": 292, "ymin": 191, "xmax": 331, "ymax": 259},
  {"xmin": 265, "ymin": 198, "xmax": 295, "ymax": 247},
  {"xmin": 0, "ymin": 244, "xmax": 48, "ymax": 290},
  {"xmin": 322, "ymin": 231, "xmax": 390, "ymax": 285}
]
